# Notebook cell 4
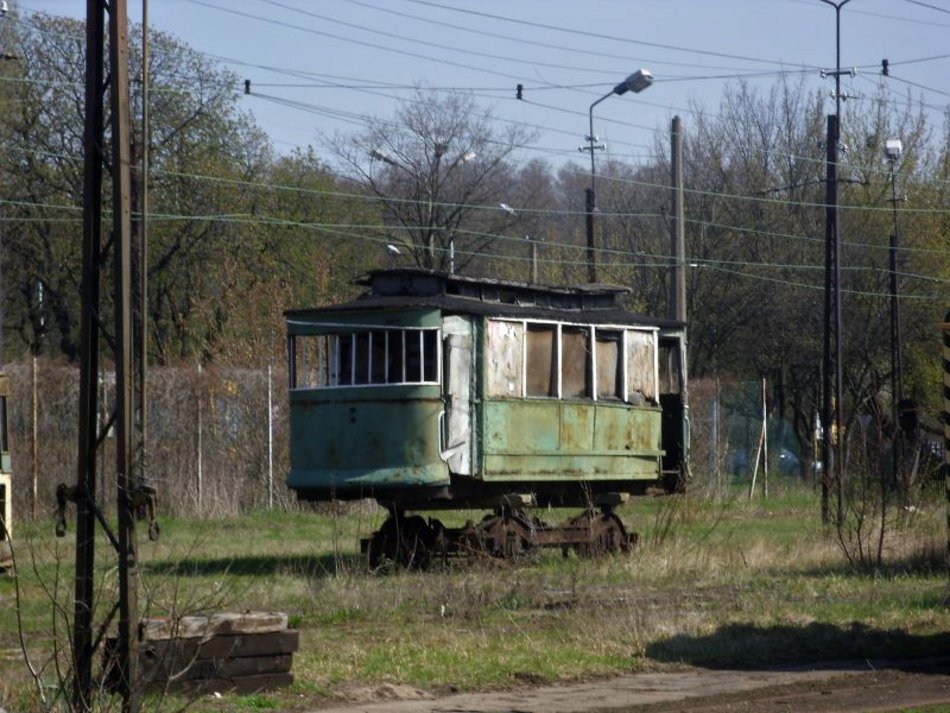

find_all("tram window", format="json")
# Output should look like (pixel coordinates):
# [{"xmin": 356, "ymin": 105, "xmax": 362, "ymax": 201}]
[
  {"xmin": 337, "ymin": 334, "xmax": 354, "ymax": 385},
  {"xmin": 423, "ymin": 330, "xmax": 438, "ymax": 382},
  {"xmin": 291, "ymin": 334, "xmax": 329, "ymax": 388},
  {"xmin": 562, "ymin": 327, "xmax": 590, "ymax": 399},
  {"xmin": 371, "ymin": 332, "xmax": 387, "ymax": 383},
  {"xmin": 387, "ymin": 330, "xmax": 404, "ymax": 382},
  {"xmin": 595, "ymin": 330, "xmax": 622, "ymax": 400},
  {"xmin": 353, "ymin": 332, "xmax": 371, "ymax": 384},
  {"xmin": 406, "ymin": 331, "xmax": 422, "ymax": 382},
  {"xmin": 291, "ymin": 327, "xmax": 438, "ymax": 388},
  {"xmin": 526, "ymin": 324, "xmax": 556, "ymax": 397}
]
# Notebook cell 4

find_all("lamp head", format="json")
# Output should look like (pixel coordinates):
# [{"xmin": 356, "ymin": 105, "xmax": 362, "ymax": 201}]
[
  {"xmin": 884, "ymin": 139, "xmax": 902, "ymax": 161},
  {"xmin": 613, "ymin": 69, "xmax": 653, "ymax": 95}
]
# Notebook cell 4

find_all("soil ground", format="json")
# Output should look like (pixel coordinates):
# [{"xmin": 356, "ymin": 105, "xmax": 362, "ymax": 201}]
[{"xmin": 310, "ymin": 658, "xmax": 950, "ymax": 713}]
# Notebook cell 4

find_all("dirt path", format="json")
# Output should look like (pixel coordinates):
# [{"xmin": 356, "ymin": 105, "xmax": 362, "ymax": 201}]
[{"xmin": 311, "ymin": 659, "xmax": 950, "ymax": 713}]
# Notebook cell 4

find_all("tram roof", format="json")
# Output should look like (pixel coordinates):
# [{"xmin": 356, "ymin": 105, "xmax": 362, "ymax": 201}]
[{"xmin": 286, "ymin": 269, "xmax": 684, "ymax": 329}]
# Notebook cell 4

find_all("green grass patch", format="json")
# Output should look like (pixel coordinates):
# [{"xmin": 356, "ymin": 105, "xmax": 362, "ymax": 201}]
[{"xmin": 1, "ymin": 483, "xmax": 947, "ymax": 711}]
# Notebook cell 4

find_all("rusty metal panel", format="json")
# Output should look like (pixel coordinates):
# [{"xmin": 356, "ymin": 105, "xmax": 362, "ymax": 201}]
[
  {"xmin": 484, "ymin": 401, "xmax": 559, "ymax": 453},
  {"xmin": 287, "ymin": 385, "xmax": 450, "ymax": 495},
  {"xmin": 481, "ymin": 400, "xmax": 662, "ymax": 482},
  {"xmin": 593, "ymin": 403, "xmax": 662, "ymax": 453},
  {"xmin": 559, "ymin": 402, "xmax": 593, "ymax": 451},
  {"xmin": 485, "ymin": 320, "xmax": 523, "ymax": 397}
]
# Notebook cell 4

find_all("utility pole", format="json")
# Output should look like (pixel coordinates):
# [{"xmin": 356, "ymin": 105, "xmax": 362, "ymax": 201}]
[
  {"xmin": 670, "ymin": 115, "xmax": 686, "ymax": 324},
  {"xmin": 69, "ymin": 0, "xmax": 147, "ymax": 710},
  {"xmin": 73, "ymin": 0, "xmax": 106, "ymax": 704},
  {"xmin": 820, "ymin": 0, "xmax": 851, "ymax": 526},
  {"xmin": 885, "ymin": 140, "xmax": 904, "ymax": 483}
]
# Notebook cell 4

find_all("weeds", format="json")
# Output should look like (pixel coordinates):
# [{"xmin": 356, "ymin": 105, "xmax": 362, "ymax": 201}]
[{"xmin": 1, "ymin": 483, "xmax": 947, "ymax": 711}]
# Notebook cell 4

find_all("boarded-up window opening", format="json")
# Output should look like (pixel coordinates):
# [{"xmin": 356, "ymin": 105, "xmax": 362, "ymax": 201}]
[
  {"xmin": 561, "ymin": 327, "xmax": 590, "ymax": 399},
  {"xmin": 486, "ymin": 320, "xmax": 523, "ymax": 397},
  {"xmin": 595, "ymin": 329, "xmax": 622, "ymax": 400},
  {"xmin": 526, "ymin": 324, "xmax": 556, "ymax": 397},
  {"xmin": 627, "ymin": 329, "xmax": 657, "ymax": 403}
]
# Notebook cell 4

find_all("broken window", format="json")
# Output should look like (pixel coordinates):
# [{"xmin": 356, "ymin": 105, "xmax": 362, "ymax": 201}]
[
  {"xmin": 561, "ymin": 326, "xmax": 590, "ymax": 399},
  {"xmin": 658, "ymin": 337, "xmax": 683, "ymax": 395},
  {"xmin": 595, "ymin": 329, "xmax": 622, "ymax": 400},
  {"xmin": 525, "ymin": 324, "xmax": 557, "ymax": 397}
]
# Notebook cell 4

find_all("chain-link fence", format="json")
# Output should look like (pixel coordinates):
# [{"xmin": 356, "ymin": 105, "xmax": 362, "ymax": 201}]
[
  {"xmin": 687, "ymin": 377, "xmax": 817, "ymax": 495},
  {"xmin": 5, "ymin": 360, "xmax": 292, "ymax": 521},
  {"xmin": 4, "ymin": 361, "xmax": 823, "ymax": 523}
]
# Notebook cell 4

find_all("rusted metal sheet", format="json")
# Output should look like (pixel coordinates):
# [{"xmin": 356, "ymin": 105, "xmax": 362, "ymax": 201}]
[
  {"xmin": 287, "ymin": 386, "xmax": 450, "ymax": 495},
  {"xmin": 560, "ymin": 403, "xmax": 594, "ymax": 450},
  {"xmin": 481, "ymin": 401, "xmax": 661, "ymax": 481}
]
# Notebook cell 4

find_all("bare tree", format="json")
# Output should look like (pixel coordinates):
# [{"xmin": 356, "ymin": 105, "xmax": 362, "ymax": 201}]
[{"xmin": 330, "ymin": 89, "xmax": 537, "ymax": 273}]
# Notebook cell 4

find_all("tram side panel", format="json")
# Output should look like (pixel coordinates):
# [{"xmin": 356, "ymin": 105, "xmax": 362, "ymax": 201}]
[
  {"xmin": 474, "ymin": 317, "xmax": 667, "ymax": 494},
  {"xmin": 286, "ymin": 308, "xmax": 451, "ymax": 501}
]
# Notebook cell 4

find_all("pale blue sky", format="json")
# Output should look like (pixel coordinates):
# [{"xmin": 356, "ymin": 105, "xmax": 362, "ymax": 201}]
[{"xmin": 18, "ymin": 0, "xmax": 950, "ymax": 170}]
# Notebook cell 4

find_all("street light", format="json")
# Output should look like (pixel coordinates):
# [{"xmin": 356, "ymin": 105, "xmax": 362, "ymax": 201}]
[{"xmin": 583, "ymin": 69, "xmax": 653, "ymax": 283}]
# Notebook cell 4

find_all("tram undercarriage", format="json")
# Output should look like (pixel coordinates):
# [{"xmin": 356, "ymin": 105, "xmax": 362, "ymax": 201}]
[{"xmin": 362, "ymin": 499, "xmax": 636, "ymax": 569}]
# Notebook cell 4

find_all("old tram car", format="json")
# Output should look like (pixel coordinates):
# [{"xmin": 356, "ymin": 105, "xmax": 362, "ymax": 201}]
[{"xmin": 285, "ymin": 270, "xmax": 688, "ymax": 566}]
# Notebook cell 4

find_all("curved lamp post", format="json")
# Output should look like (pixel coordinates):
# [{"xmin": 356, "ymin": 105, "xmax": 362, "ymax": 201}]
[{"xmin": 584, "ymin": 69, "xmax": 653, "ymax": 283}]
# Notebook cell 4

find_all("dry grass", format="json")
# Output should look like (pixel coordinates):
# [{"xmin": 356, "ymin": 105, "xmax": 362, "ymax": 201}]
[{"xmin": 0, "ymin": 482, "xmax": 947, "ymax": 711}]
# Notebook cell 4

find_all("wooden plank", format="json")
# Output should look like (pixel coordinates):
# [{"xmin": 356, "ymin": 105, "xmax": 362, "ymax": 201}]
[
  {"xmin": 141, "ymin": 612, "xmax": 288, "ymax": 640},
  {"xmin": 140, "ymin": 653, "xmax": 292, "ymax": 683},
  {"xmin": 142, "ymin": 631, "xmax": 299, "ymax": 662}
]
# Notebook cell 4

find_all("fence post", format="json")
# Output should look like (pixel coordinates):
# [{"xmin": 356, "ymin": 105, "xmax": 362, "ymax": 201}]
[
  {"xmin": 267, "ymin": 364, "xmax": 273, "ymax": 509},
  {"xmin": 197, "ymin": 363, "xmax": 203, "ymax": 514},
  {"xmin": 941, "ymin": 309, "xmax": 948, "ymax": 579},
  {"xmin": 31, "ymin": 357, "xmax": 38, "ymax": 519}
]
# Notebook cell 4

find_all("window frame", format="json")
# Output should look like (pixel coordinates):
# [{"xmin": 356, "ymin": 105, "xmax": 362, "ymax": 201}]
[
  {"xmin": 486, "ymin": 317, "xmax": 659, "ymax": 404},
  {"xmin": 288, "ymin": 324, "xmax": 442, "ymax": 390}
]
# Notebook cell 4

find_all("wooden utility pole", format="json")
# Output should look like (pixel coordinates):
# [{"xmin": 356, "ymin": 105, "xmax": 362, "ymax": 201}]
[
  {"xmin": 670, "ymin": 116, "xmax": 686, "ymax": 324},
  {"xmin": 73, "ymin": 0, "xmax": 106, "ymax": 704},
  {"xmin": 109, "ymin": 0, "xmax": 140, "ymax": 707},
  {"xmin": 72, "ymin": 0, "xmax": 142, "ymax": 710}
]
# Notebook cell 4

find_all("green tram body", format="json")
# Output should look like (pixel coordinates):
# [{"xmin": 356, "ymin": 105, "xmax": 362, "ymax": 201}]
[{"xmin": 285, "ymin": 270, "xmax": 688, "ymax": 511}]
